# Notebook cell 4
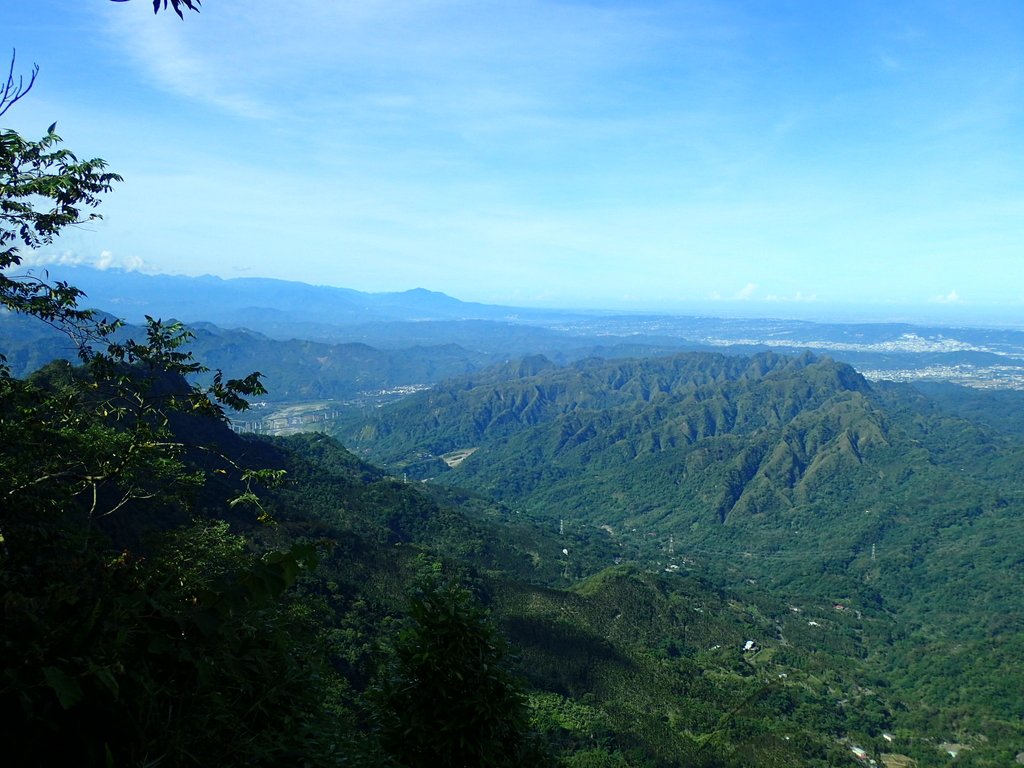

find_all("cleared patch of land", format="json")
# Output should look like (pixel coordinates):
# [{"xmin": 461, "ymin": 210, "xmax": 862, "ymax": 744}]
[
  {"xmin": 881, "ymin": 754, "xmax": 917, "ymax": 768},
  {"xmin": 442, "ymin": 447, "xmax": 478, "ymax": 467}
]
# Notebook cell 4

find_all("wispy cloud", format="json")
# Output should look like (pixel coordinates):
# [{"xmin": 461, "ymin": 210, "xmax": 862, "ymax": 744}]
[
  {"xmin": 100, "ymin": 1, "xmax": 274, "ymax": 118},
  {"xmin": 931, "ymin": 289, "xmax": 962, "ymax": 304},
  {"xmin": 734, "ymin": 282, "xmax": 758, "ymax": 300},
  {"xmin": 16, "ymin": 249, "xmax": 157, "ymax": 273},
  {"xmin": 877, "ymin": 52, "xmax": 903, "ymax": 71},
  {"xmin": 765, "ymin": 291, "xmax": 818, "ymax": 302},
  {"xmin": 100, "ymin": 0, "xmax": 741, "ymax": 131}
]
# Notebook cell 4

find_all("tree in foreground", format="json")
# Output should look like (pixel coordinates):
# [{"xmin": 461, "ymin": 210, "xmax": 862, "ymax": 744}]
[
  {"xmin": 0, "ymin": 58, "xmax": 351, "ymax": 766},
  {"xmin": 1, "ymin": 64, "xmax": 268, "ymax": 545},
  {"xmin": 375, "ymin": 570, "xmax": 552, "ymax": 768}
]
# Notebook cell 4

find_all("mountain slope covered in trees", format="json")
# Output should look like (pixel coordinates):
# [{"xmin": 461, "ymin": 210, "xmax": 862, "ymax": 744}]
[
  {"xmin": 333, "ymin": 351, "xmax": 1024, "ymax": 758},
  {"xmin": 2, "ymin": 360, "xmax": 918, "ymax": 766}
]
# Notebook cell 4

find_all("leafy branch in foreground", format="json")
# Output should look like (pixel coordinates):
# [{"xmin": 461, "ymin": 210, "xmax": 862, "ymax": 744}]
[
  {"xmin": 109, "ymin": 0, "xmax": 202, "ymax": 19},
  {"xmin": 0, "ymin": 110, "xmax": 268, "ymax": 536},
  {"xmin": 0, "ymin": 317, "xmax": 268, "ymax": 535},
  {"xmin": 0, "ymin": 122, "xmax": 122, "ymax": 344}
]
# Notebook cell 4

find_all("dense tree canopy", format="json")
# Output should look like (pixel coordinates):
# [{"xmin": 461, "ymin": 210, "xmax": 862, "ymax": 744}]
[{"xmin": 376, "ymin": 570, "xmax": 548, "ymax": 768}]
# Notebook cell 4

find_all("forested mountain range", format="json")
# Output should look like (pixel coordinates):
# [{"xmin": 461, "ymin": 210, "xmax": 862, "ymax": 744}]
[
  {"xmin": 333, "ymin": 350, "xmax": 1024, "ymax": 761},
  {"xmin": 6, "ymin": 316, "xmax": 1024, "ymax": 764},
  {"xmin": 6, "ymin": 355, "xmax": 920, "ymax": 767}
]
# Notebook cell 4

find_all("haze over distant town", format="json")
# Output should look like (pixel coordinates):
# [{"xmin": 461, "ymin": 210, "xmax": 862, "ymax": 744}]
[{"xmin": 6, "ymin": 1, "xmax": 1024, "ymax": 324}]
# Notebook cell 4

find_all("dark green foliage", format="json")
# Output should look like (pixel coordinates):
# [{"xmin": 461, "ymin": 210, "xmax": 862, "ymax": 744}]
[
  {"xmin": 561, "ymin": 747, "xmax": 633, "ymax": 767},
  {"xmin": 0, "ymin": 316, "xmax": 354, "ymax": 766},
  {"xmin": 0, "ymin": 114, "xmax": 268, "ymax": 534},
  {"xmin": 375, "ymin": 571, "xmax": 551, "ymax": 768},
  {"xmin": 0, "ymin": 111, "xmax": 356, "ymax": 765},
  {"xmin": 0, "ymin": 323, "xmax": 267, "ymax": 542},
  {"xmin": 0, "ymin": 522, "xmax": 342, "ymax": 767}
]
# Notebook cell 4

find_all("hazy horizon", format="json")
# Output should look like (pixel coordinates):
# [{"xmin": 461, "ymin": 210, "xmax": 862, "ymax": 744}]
[{"xmin": 12, "ymin": 260, "xmax": 1024, "ymax": 330}]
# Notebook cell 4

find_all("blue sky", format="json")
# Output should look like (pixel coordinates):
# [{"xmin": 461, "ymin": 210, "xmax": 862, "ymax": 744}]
[{"xmin": 5, "ymin": 0, "xmax": 1024, "ymax": 321}]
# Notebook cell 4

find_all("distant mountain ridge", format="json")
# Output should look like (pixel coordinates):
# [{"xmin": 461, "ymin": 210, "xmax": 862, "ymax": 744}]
[
  {"xmin": 18, "ymin": 265, "xmax": 531, "ymax": 328},
  {"xmin": 0, "ymin": 310, "xmax": 500, "ymax": 402},
  {"xmin": 12, "ymin": 265, "xmax": 1024, "ymax": 388}
]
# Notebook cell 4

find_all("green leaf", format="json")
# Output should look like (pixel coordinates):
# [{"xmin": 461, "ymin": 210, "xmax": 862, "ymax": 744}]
[
  {"xmin": 92, "ymin": 666, "xmax": 120, "ymax": 699},
  {"xmin": 42, "ymin": 666, "xmax": 84, "ymax": 709}
]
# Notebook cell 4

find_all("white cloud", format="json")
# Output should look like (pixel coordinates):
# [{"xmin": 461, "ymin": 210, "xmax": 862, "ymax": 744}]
[
  {"xmin": 931, "ymin": 289, "xmax": 962, "ymax": 304},
  {"xmin": 765, "ymin": 291, "xmax": 818, "ymax": 302},
  {"xmin": 16, "ymin": 249, "xmax": 157, "ymax": 273},
  {"xmin": 734, "ymin": 282, "xmax": 757, "ymax": 300}
]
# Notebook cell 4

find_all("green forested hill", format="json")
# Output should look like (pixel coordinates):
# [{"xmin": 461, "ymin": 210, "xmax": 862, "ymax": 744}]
[
  {"xmin": 333, "ymin": 350, "xmax": 1024, "ymax": 760},
  {"xmin": 910, "ymin": 380, "xmax": 1024, "ymax": 438},
  {"xmin": 0, "ymin": 311, "xmax": 499, "ymax": 401},
  {"xmin": 252, "ymin": 432, "xmax": 923, "ymax": 767},
  {"xmin": 0, "ymin": 387, "xmax": 905, "ymax": 767}
]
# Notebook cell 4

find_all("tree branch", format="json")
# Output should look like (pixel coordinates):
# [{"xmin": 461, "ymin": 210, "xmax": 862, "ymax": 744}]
[{"xmin": 0, "ymin": 50, "xmax": 38, "ymax": 118}]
